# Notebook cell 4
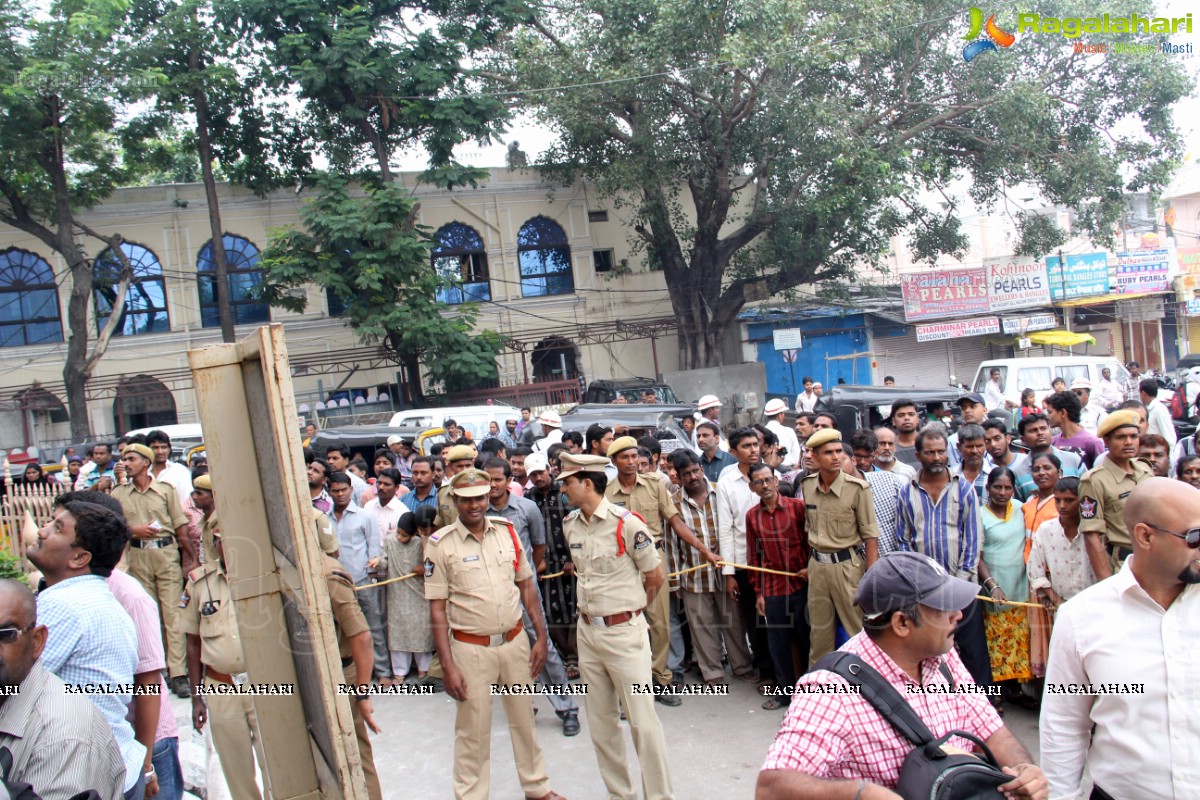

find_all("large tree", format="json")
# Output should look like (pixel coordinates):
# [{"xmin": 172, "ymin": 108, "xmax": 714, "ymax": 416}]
[
  {"xmin": 498, "ymin": 0, "xmax": 1190, "ymax": 367},
  {"xmin": 241, "ymin": 0, "xmax": 523, "ymax": 401},
  {"xmin": 0, "ymin": 0, "xmax": 141, "ymax": 439}
]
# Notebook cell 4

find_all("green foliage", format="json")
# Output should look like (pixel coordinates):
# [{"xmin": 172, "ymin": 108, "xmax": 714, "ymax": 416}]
[
  {"xmin": 495, "ymin": 0, "xmax": 1189, "ymax": 366},
  {"xmin": 257, "ymin": 174, "xmax": 504, "ymax": 394},
  {"xmin": 0, "ymin": 549, "xmax": 28, "ymax": 584}
]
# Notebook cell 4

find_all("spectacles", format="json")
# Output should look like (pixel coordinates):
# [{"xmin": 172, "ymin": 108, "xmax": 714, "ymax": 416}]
[
  {"xmin": 749, "ymin": 477, "xmax": 777, "ymax": 487},
  {"xmin": 0, "ymin": 623, "xmax": 35, "ymax": 644},
  {"xmin": 1144, "ymin": 522, "xmax": 1200, "ymax": 549}
]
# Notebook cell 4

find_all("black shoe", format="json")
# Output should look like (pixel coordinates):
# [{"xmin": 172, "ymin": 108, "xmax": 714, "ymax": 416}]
[
  {"xmin": 562, "ymin": 712, "xmax": 580, "ymax": 736},
  {"xmin": 654, "ymin": 686, "xmax": 682, "ymax": 707},
  {"xmin": 170, "ymin": 676, "xmax": 190, "ymax": 698}
]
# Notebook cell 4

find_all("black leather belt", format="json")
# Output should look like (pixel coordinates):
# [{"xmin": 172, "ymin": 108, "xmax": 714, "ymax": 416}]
[
  {"xmin": 811, "ymin": 548, "xmax": 854, "ymax": 565},
  {"xmin": 130, "ymin": 536, "xmax": 175, "ymax": 549},
  {"xmin": 341, "ymin": 656, "xmax": 353, "ymax": 668}
]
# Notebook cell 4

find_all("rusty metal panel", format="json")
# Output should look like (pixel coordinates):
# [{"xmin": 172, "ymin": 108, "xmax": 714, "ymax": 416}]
[{"xmin": 188, "ymin": 324, "xmax": 368, "ymax": 800}]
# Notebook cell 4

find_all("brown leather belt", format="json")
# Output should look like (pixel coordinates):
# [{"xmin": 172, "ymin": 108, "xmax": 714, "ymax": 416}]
[
  {"xmin": 205, "ymin": 669, "xmax": 234, "ymax": 685},
  {"xmin": 130, "ymin": 536, "xmax": 175, "ymax": 549},
  {"xmin": 452, "ymin": 623, "xmax": 523, "ymax": 647},
  {"xmin": 580, "ymin": 609, "xmax": 642, "ymax": 628}
]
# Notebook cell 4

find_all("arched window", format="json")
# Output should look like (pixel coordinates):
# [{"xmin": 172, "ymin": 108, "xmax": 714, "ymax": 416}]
[
  {"xmin": 197, "ymin": 234, "xmax": 269, "ymax": 328},
  {"xmin": 113, "ymin": 374, "xmax": 177, "ymax": 432},
  {"xmin": 432, "ymin": 222, "xmax": 491, "ymax": 304},
  {"xmin": 517, "ymin": 217, "xmax": 574, "ymax": 297},
  {"xmin": 93, "ymin": 242, "xmax": 169, "ymax": 336},
  {"xmin": 0, "ymin": 248, "xmax": 63, "ymax": 348}
]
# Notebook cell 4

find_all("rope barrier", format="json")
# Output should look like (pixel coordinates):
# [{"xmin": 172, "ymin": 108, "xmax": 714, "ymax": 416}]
[
  {"xmin": 354, "ymin": 572, "xmax": 419, "ymax": 592},
  {"xmin": 974, "ymin": 594, "xmax": 1046, "ymax": 610}
]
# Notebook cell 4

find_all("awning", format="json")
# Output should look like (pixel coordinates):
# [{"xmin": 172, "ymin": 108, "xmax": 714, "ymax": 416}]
[
  {"xmin": 1055, "ymin": 292, "xmax": 1158, "ymax": 307},
  {"xmin": 984, "ymin": 329, "xmax": 1097, "ymax": 347}
]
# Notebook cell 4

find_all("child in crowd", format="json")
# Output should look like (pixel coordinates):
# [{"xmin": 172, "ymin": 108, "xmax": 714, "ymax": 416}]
[
  {"xmin": 1026, "ymin": 476, "xmax": 1095, "ymax": 677},
  {"xmin": 378, "ymin": 511, "xmax": 434, "ymax": 685}
]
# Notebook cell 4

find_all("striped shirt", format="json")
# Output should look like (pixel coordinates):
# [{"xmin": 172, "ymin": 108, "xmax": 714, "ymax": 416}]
[
  {"xmin": 672, "ymin": 484, "xmax": 722, "ymax": 594},
  {"xmin": 38, "ymin": 574, "xmax": 145, "ymax": 792},
  {"xmin": 745, "ymin": 496, "xmax": 809, "ymax": 597},
  {"xmin": 0, "ymin": 663, "xmax": 126, "ymax": 800},
  {"xmin": 401, "ymin": 487, "xmax": 438, "ymax": 514},
  {"xmin": 895, "ymin": 472, "xmax": 982, "ymax": 581}
]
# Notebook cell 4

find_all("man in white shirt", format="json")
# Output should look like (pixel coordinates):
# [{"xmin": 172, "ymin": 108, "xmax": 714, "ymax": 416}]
[
  {"xmin": 362, "ymin": 467, "xmax": 407, "ymax": 549},
  {"xmin": 145, "ymin": 430, "xmax": 194, "ymax": 508},
  {"xmin": 983, "ymin": 367, "xmax": 1015, "ymax": 411},
  {"xmin": 1095, "ymin": 367, "xmax": 1124, "ymax": 409},
  {"xmin": 1070, "ymin": 379, "xmax": 1109, "ymax": 436},
  {"xmin": 795, "ymin": 377, "xmax": 819, "ymax": 413},
  {"xmin": 872, "ymin": 426, "xmax": 916, "ymax": 480},
  {"xmin": 1138, "ymin": 379, "xmax": 1177, "ymax": 449},
  {"xmin": 531, "ymin": 410, "xmax": 564, "ymax": 453},
  {"xmin": 1040, "ymin": 477, "xmax": 1199, "ymax": 800},
  {"xmin": 763, "ymin": 399, "xmax": 801, "ymax": 469}
]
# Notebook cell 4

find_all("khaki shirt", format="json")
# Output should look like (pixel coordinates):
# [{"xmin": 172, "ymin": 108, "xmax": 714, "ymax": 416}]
[
  {"xmin": 179, "ymin": 562, "xmax": 245, "ymax": 674},
  {"xmin": 1078, "ymin": 457, "xmax": 1153, "ymax": 549},
  {"xmin": 325, "ymin": 555, "xmax": 369, "ymax": 659},
  {"xmin": 312, "ymin": 507, "xmax": 338, "ymax": 555},
  {"xmin": 605, "ymin": 472, "xmax": 679, "ymax": 541},
  {"xmin": 564, "ymin": 498, "xmax": 661, "ymax": 617},
  {"xmin": 801, "ymin": 470, "xmax": 880, "ymax": 551},
  {"xmin": 201, "ymin": 512, "xmax": 221, "ymax": 565},
  {"xmin": 424, "ymin": 516, "xmax": 532, "ymax": 636},
  {"xmin": 113, "ymin": 479, "xmax": 188, "ymax": 533},
  {"xmin": 433, "ymin": 488, "xmax": 459, "ymax": 529}
]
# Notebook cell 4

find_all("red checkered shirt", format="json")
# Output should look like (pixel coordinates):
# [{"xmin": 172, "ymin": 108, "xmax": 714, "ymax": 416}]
[
  {"xmin": 745, "ymin": 495, "xmax": 809, "ymax": 598},
  {"xmin": 761, "ymin": 633, "xmax": 1003, "ymax": 787}
]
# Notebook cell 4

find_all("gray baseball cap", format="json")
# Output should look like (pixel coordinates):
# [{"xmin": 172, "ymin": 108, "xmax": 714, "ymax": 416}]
[{"xmin": 854, "ymin": 552, "xmax": 979, "ymax": 620}]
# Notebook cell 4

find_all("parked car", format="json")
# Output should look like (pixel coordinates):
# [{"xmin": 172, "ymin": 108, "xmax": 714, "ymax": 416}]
[
  {"xmin": 971, "ymin": 357, "xmax": 1132, "ymax": 407},
  {"xmin": 559, "ymin": 403, "xmax": 695, "ymax": 438},
  {"xmin": 387, "ymin": 404, "xmax": 519, "ymax": 441},
  {"xmin": 582, "ymin": 379, "xmax": 681, "ymax": 405},
  {"xmin": 816, "ymin": 385, "xmax": 968, "ymax": 438}
]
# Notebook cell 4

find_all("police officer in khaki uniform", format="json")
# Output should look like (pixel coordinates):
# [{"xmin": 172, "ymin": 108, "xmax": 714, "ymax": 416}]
[
  {"xmin": 425, "ymin": 469, "xmax": 565, "ymax": 800},
  {"xmin": 605, "ymin": 436, "xmax": 717, "ymax": 703},
  {"xmin": 433, "ymin": 444, "xmax": 477, "ymax": 529},
  {"xmin": 191, "ymin": 474, "xmax": 221, "ymax": 564},
  {"xmin": 112, "ymin": 442, "xmax": 195, "ymax": 697},
  {"xmin": 800, "ymin": 429, "xmax": 880, "ymax": 664},
  {"xmin": 1079, "ymin": 410, "xmax": 1152, "ymax": 579},
  {"xmin": 330, "ymin": 552, "xmax": 384, "ymax": 800},
  {"xmin": 560, "ymin": 453, "xmax": 674, "ymax": 800},
  {"xmin": 181, "ymin": 527, "xmax": 271, "ymax": 800}
]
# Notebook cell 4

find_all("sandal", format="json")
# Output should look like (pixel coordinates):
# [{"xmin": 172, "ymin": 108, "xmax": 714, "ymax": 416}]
[
  {"xmin": 761, "ymin": 697, "xmax": 787, "ymax": 711},
  {"xmin": 565, "ymin": 664, "xmax": 580, "ymax": 680}
]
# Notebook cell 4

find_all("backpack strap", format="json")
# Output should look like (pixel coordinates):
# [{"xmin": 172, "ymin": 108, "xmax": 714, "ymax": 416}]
[{"xmin": 810, "ymin": 651, "xmax": 939, "ymax": 748}]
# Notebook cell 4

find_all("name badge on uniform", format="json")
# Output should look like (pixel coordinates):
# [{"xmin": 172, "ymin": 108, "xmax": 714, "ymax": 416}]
[
  {"xmin": 634, "ymin": 531, "xmax": 652, "ymax": 550},
  {"xmin": 423, "ymin": 558, "xmax": 434, "ymax": 577},
  {"xmin": 806, "ymin": 503, "xmax": 817, "ymax": 510},
  {"xmin": 463, "ymin": 555, "xmax": 480, "ymax": 563},
  {"xmin": 178, "ymin": 591, "xmax": 190, "ymax": 609},
  {"xmin": 1118, "ymin": 491, "xmax": 1132, "ymax": 500},
  {"xmin": 569, "ymin": 543, "xmax": 583, "ymax": 550}
]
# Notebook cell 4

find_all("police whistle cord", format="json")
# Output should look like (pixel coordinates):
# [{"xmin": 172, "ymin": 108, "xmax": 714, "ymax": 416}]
[{"xmin": 354, "ymin": 573, "xmax": 418, "ymax": 591}]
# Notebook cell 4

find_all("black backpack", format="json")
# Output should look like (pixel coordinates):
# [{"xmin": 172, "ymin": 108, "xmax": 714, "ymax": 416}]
[{"xmin": 811, "ymin": 651, "xmax": 1011, "ymax": 800}]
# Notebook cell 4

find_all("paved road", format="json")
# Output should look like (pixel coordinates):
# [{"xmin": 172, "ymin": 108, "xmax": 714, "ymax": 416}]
[{"xmin": 177, "ymin": 673, "xmax": 1044, "ymax": 799}]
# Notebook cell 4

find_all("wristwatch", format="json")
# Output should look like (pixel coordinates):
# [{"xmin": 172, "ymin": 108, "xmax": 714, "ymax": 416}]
[{"xmin": 144, "ymin": 766, "xmax": 156, "ymax": 783}]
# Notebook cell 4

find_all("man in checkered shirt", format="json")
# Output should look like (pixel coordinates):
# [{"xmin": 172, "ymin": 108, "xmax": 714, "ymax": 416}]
[{"xmin": 756, "ymin": 552, "xmax": 1049, "ymax": 799}]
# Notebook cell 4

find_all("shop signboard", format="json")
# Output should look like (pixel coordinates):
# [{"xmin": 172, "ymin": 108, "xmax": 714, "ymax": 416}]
[
  {"xmin": 985, "ymin": 256, "xmax": 1050, "ymax": 312},
  {"xmin": 901, "ymin": 268, "xmax": 989, "ymax": 321},
  {"xmin": 914, "ymin": 317, "xmax": 1000, "ymax": 342},
  {"xmin": 1045, "ymin": 252, "xmax": 1110, "ymax": 300},
  {"xmin": 1115, "ymin": 249, "xmax": 1171, "ymax": 294}
]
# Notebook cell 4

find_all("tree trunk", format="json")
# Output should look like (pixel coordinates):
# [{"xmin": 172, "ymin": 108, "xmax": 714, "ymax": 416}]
[{"xmin": 191, "ymin": 42, "xmax": 236, "ymax": 343}]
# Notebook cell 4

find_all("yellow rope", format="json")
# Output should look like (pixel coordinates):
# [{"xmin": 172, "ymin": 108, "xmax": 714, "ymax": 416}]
[
  {"xmin": 354, "ymin": 572, "xmax": 419, "ymax": 591},
  {"xmin": 975, "ymin": 594, "xmax": 1045, "ymax": 610},
  {"xmin": 539, "ymin": 570, "xmax": 566, "ymax": 580}
]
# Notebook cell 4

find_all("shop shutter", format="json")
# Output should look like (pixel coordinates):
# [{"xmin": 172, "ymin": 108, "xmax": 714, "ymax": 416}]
[
  {"xmin": 872, "ymin": 330, "xmax": 955, "ymax": 389},
  {"xmin": 952, "ymin": 336, "xmax": 1006, "ymax": 389}
]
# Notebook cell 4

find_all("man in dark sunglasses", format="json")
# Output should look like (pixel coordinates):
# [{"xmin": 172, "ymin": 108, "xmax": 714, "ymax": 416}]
[
  {"xmin": 0, "ymin": 579, "xmax": 126, "ymax": 799},
  {"xmin": 1041, "ymin": 477, "xmax": 1200, "ymax": 800}
]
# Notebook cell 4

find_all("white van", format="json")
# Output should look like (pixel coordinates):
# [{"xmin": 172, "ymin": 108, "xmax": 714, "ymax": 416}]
[
  {"xmin": 387, "ymin": 404, "xmax": 521, "ymax": 441},
  {"xmin": 971, "ymin": 357, "xmax": 1131, "ymax": 407}
]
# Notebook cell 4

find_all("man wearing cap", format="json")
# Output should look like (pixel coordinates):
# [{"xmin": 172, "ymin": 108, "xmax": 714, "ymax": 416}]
[
  {"xmin": 1040, "ymin": 477, "xmax": 1200, "ymax": 800},
  {"xmin": 696, "ymin": 395, "xmax": 729, "ymax": 452},
  {"xmin": 1069, "ymin": 378, "xmax": 1108, "ymax": 436},
  {"xmin": 946, "ymin": 393, "xmax": 988, "ymax": 468},
  {"xmin": 801, "ymin": 429, "xmax": 880, "ymax": 664},
  {"xmin": 191, "ymin": 474, "xmax": 222, "ymax": 564},
  {"xmin": 1078, "ymin": 410, "xmax": 1153, "ymax": 580},
  {"xmin": 113, "ymin": 442, "xmax": 194, "ymax": 698},
  {"xmin": 182, "ymin": 517, "xmax": 280, "ymax": 800},
  {"xmin": 764, "ymin": 399, "xmax": 801, "ymax": 469},
  {"xmin": 526, "ymin": 452, "xmax": 578, "ymax": 673},
  {"xmin": 435, "ymin": 445, "xmax": 478, "ymax": 528},
  {"xmin": 532, "ymin": 410, "xmax": 564, "ymax": 454},
  {"xmin": 606, "ymin": 435, "xmax": 719, "ymax": 704},
  {"xmin": 425, "ymin": 469, "xmax": 565, "ymax": 800},
  {"xmin": 757, "ymin": 553, "xmax": 1048, "ymax": 799},
  {"xmin": 558, "ymin": 453, "xmax": 673, "ymax": 800}
]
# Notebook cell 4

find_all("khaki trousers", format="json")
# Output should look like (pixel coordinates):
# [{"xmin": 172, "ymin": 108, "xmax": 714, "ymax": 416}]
[
  {"xmin": 680, "ymin": 588, "xmax": 755, "ymax": 682},
  {"xmin": 643, "ymin": 580, "xmax": 672, "ymax": 686},
  {"xmin": 449, "ymin": 633, "xmax": 550, "ymax": 800},
  {"xmin": 205, "ymin": 676, "xmax": 268, "ymax": 800},
  {"xmin": 577, "ymin": 614, "xmax": 673, "ymax": 800},
  {"xmin": 127, "ymin": 543, "xmax": 186, "ymax": 677},
  {"xmin": 806, "ymin": 555, "xmax": 865, "ymax": 664},
  {"xmin": 342, "ymin": 664, "xmax": 383, "ymax": 800}
]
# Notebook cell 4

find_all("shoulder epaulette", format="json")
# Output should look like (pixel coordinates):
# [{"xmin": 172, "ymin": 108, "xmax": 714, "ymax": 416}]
[
  {"xmin": 844, "ymin": 474, "xmax": 869, "ymax": 488},
  {"xmin": 564, "ymin": 508, "xmax": 581, "ymax": 520},
  {"xmin": 328, "ymin": 568, "xmax": 355, "ymax": 587}
]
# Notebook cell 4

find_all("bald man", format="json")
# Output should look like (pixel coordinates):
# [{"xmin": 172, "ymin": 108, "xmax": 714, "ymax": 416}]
[
  {"xmin": 1041, "ymin": 478, "xmax": 1200, "ymax": 800},
  {"xmin": 0, "ymin": 580, "xmax": 126, "ymax": 799}
]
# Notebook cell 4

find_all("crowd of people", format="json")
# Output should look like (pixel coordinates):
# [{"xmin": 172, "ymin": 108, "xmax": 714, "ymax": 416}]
[{"xmin": 3, "ymin": 362, "xmax": 1197, "ymax": 800}]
